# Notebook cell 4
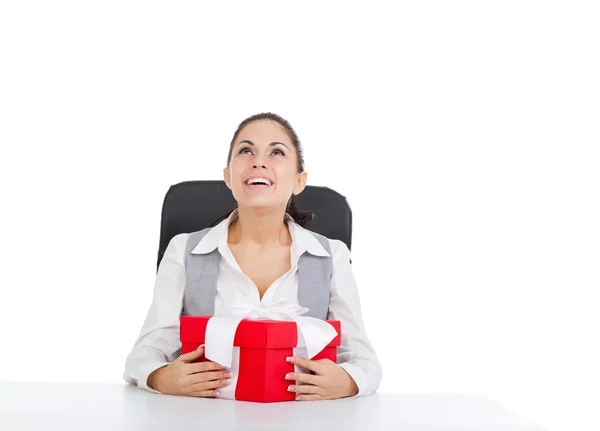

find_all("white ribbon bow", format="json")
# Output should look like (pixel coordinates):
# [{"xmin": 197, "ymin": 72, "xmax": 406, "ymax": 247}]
[{"xmin": 204, "ymin": 300, "xmax": 338, "ymax": 368}]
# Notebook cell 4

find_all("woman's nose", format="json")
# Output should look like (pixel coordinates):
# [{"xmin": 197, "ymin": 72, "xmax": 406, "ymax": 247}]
[{"xmin": 252, "ymin": 154, "xmax": 268, "ymax": 169}]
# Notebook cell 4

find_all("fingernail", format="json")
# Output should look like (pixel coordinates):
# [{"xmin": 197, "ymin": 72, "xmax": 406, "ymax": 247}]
[
  {"xmin": 223, "ymin": 379, "xmax": 230, "ymax": 385},
  {"xmin": 225, "ymin": 372, "xmax": 233, "ymax": 378},
  {"xmin": 215, "ymin": 391, "xmax": 220, "ymax": 398},
  {"xmin": 196, "ymin": 345, "xmax": 203, "ymax": 351},
  {"xmin": 220, "ymin": 364, "xmax": 227, "ymax": 369},
  {"xmin": 287, "ymin": 385, "xmax": 295, "ymax": 392},
  {"xmin": 286, "ymin": 356, "xmax": 295, "ymax": 363},
  {"xmin": 285, "ymin": 373, "xmax": 293, "ymax": 380}
]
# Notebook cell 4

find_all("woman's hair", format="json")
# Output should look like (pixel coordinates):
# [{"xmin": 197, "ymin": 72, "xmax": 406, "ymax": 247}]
[{"xmin": 215, "ymin": 112, "xmax": 314, "ymax": 228}]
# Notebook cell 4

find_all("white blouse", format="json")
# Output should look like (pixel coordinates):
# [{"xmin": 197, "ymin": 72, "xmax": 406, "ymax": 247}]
[{"xmin": 123, "ymin": 211, "xmax": 382, "ymax": 396}]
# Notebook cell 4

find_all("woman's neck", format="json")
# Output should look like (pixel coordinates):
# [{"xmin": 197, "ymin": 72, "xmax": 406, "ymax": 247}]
[{"xmin": 228, "ymin": 205, "xmax": 291, "ymax": 247}]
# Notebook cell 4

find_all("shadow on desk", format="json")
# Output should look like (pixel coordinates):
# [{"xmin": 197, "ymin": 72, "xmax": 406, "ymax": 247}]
[{"xmin": 0, "ymin": 382, "xmax": 547, "ymax": 431}]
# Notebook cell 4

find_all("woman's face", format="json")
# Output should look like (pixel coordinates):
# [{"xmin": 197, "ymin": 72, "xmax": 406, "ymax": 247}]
[{"xmin": 224, "ymin": 120, "xmax": 307, "ymax": 211}]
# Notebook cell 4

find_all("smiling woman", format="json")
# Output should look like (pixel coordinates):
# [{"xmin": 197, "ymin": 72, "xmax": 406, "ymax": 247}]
[
  {"xmin": 123, "ymin": 112, "xmax": 382, "ymax": 401},
  {"xmin": 224, "ymin": 112, "xmax": 315, "ymax": 228}
]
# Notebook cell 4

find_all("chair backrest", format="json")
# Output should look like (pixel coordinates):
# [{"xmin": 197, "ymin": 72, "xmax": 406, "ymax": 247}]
[{"xmin": 157, "ymin": 180, "xmax": 353, "ymax": 269}]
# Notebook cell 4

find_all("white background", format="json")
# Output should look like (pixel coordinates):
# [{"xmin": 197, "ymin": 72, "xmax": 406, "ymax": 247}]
[{"xmin": 1, "ymin": 2, "xmax": 598, "ymax": 430}]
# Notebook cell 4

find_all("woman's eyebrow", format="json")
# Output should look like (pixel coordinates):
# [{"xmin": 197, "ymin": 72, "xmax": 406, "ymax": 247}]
[
  {"xmin": 237, "ymin": 140, "xmax": 289, "ymax": 150},
  {"xmin": 270, "ymin": 141, "xmax": 289, "ymax": 150}
]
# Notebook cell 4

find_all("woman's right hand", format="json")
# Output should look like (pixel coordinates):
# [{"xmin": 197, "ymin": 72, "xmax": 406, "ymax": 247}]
[{"xmin": 147, "ymin": 345, "xmax": 232, "ymax": 397}]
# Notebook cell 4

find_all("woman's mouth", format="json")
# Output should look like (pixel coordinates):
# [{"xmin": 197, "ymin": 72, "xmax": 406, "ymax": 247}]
[{"xmin": 244, "ymin": 177, "xmax": 273, "ymax": 190}]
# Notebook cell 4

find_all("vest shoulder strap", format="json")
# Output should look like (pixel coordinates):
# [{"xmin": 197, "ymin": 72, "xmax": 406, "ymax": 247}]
[
  {"xmin": 298, "ymin": 231, "xmax": 333, "ymax": 320},
  {"xmin": 182, "ymin": 228, "xmax": 220, "ymax": 317}
]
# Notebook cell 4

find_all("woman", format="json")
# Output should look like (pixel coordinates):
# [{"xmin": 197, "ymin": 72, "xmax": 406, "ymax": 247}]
[{"xmin": 124, "ymin": 113, "xmax": 382, "ymax": 400}]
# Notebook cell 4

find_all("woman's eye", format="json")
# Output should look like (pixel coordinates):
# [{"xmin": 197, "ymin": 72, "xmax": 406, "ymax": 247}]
[{"xmin": 238, "ymin": 147, "xmax": 284, "ymax": 156}]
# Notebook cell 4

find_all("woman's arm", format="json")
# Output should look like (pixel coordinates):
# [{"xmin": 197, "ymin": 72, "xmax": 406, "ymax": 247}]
[
  {"xmin": 327, "ymin": 239, "xmax": 383, "ymax": 396},
  {"xmin": 122, "ymin": 233, "xmax": 188, "ymax": 393}
]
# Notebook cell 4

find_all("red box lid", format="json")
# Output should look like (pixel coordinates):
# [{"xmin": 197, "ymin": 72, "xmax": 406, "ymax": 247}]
[{"xmin": 180, "ymin": 316, "xmax": 341, "ymax": 349}]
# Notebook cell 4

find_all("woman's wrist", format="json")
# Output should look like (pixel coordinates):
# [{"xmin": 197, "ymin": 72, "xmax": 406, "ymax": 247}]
[
  {"xmin": 348, "ymin": 378, "xmax": 359, "ymax": 397},
  {"xmin": 339, "ymin": 366, "xmax": 359, "ymax": 397},
  {"xmin": 147, "ymin": 365, "xmax": 168, "ymax": 391}
]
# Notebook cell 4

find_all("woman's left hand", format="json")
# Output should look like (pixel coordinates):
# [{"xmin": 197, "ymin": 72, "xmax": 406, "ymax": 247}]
[{"xmin": 284, "ymin": 356, "xmax": 359, "ymax": 401}]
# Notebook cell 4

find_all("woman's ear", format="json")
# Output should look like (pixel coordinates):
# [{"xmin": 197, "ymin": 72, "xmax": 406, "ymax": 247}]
[
  {"xmin": 293, "ymin": 171, "xmax": 308, "ymax": 195},
  {"xmin": 223, "ymin": 167, "xmax": 231, "ymax": 190}
]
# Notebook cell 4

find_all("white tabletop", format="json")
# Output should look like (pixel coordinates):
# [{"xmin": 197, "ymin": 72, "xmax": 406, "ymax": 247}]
[{"xmin": 0, "ymin": 382, "xmax": 546, "ymax": 431}]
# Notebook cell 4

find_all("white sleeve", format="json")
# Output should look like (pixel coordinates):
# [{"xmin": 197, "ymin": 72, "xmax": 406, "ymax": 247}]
[
  {"xmin": 122, "ymin": 233, "xmax": 188, "ymax": 393},
  {"xmin": 327, "ymin": 239, "xmax": 382, "ymax": 397}
]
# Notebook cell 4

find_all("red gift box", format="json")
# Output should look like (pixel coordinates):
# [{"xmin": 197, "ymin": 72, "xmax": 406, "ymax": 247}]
[{"xmin": 180, "ymin": 316, "xmax": 341, "ymax": 402}]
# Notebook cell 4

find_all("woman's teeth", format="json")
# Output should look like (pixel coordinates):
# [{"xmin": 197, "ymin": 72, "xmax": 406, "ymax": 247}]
[{"xmin": 245, "ymin": 178, "xmax": 272, "ymax": 185}]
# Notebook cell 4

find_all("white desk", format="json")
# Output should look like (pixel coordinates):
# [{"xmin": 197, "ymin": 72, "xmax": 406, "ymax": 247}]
[{"xmin": 0, "ymin": 382, "xmax": 546, "ymax": 430}]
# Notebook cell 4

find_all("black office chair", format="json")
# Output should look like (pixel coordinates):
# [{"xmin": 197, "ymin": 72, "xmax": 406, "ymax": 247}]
[{"xmin": 157, "ymin": 180, "xmax": 353, "ymax": 270}]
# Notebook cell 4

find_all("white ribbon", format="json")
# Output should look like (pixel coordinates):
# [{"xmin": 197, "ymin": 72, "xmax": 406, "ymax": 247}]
[{"xmin": 204, "ymin": 300, "xmax": 337, "ymax": 369}]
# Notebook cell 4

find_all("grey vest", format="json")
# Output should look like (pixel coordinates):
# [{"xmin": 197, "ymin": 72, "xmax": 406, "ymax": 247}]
[
  {"xmin": 172, "ymin": 227, "xmax": 333, "ymax": 359},
  {"xmin": 181, "ymin": 226, "xmax": 333, "ymax": 318}
]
